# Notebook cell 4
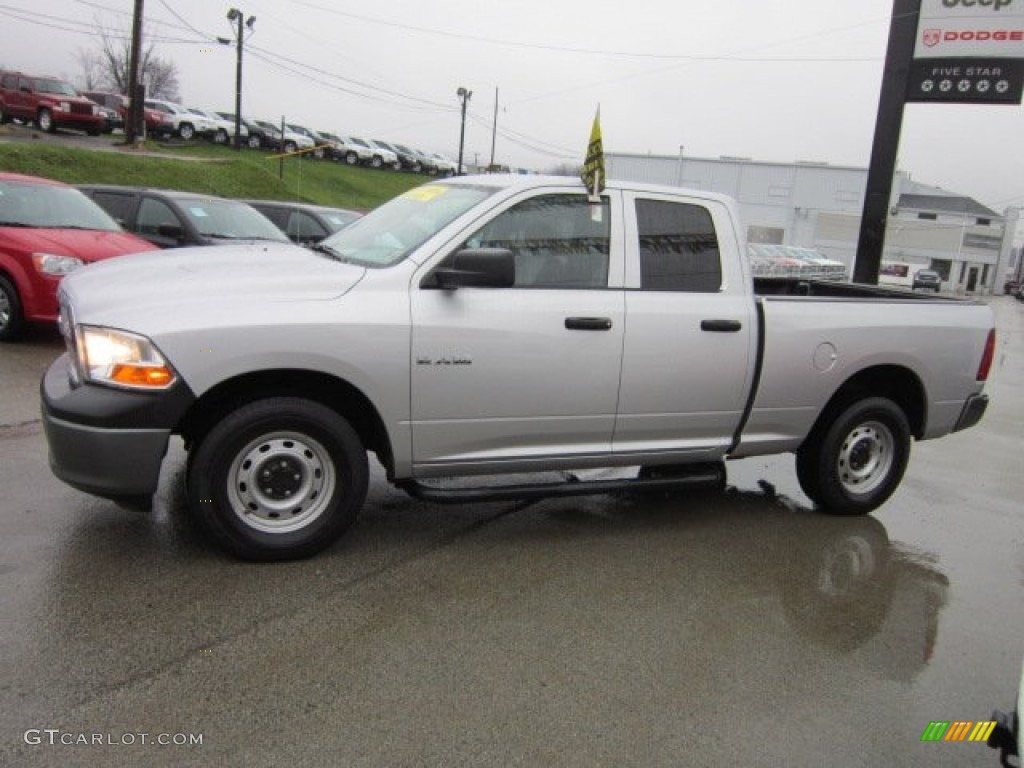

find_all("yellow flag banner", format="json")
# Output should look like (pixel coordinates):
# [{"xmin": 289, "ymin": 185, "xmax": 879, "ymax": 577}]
[{"xmin": 581, "ymin": 106, "xmax": 605, "ymax": 198}]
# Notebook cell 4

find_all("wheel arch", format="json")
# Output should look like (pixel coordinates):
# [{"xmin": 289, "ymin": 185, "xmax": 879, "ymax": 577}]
[
  {"xmin": 178, "ymin": 369, "xmax": 395, "ymax": 475},
  {"xmin": 807, "ymin": 365, "xmax": 927, "ymax": 445}
]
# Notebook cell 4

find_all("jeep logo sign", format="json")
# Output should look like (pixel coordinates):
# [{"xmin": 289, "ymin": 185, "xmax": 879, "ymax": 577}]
[
  {"xmin": 916, "ymin": 0, "xmax": 1024, "ymax": 57},
  {"xmin": 941, "ymin": 0, "xmax": 1013, "ymax": 9}
]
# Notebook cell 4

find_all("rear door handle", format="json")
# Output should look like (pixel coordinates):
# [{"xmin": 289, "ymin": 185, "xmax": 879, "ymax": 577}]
[
  {"xmin": 700, "ymin": 319, "xmax": 742, "ymax": 333},
  {"xmin": 565, "ymin": 317, "xmax": 613, "ymax": 331}
]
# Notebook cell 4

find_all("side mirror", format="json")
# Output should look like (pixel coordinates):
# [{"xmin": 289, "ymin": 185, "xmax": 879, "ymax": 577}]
[
  {"xmin": 157, "ymin": 223, "xmax": 185, "ymax": 242},
  {"xmin": 430, "ymin": 247, "xmax": 515, "ymax": 290}
]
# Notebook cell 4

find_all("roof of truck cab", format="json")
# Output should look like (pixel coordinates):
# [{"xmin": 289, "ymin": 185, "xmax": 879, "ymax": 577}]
[{"xmin": 432, "ymin": 174, "xmax": 739, "ymax": 205}]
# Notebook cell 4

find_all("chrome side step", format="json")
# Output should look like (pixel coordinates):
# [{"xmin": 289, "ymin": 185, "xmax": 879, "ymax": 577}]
[{"xmin": 397, "ymin": 464, "xmax": 725, "ymax": 505}]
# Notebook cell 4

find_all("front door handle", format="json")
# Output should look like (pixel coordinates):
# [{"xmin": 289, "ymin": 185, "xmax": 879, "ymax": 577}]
[
  {"xmin": 700, "ymin": 319, "xmax": 742, "ymax": 333},
  {"xmin": 565, "ymin": 317, "xmax": 613, "ymax": 331}
]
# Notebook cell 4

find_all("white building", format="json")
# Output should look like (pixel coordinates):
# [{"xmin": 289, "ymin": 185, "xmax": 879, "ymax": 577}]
[{"xmin": 605, "ymin": 152, "xmax": 1019, "ymax": 295}]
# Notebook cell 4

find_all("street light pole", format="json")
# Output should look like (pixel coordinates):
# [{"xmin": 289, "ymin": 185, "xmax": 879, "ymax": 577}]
[
  {"xmin": 456, "ymin": 86, "xmax": 471, "ymax": 175},
  {"xmin": 220, "ymin": 8, "xmax": 254, "ymax": 151}
]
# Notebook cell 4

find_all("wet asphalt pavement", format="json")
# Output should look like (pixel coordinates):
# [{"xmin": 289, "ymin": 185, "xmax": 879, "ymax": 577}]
[{"xmin": 0, "ymin": 299, "xmax": 1021, "ymax": 767}]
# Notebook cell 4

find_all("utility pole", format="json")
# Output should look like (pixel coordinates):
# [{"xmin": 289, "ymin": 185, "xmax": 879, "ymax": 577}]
[
  {"xmin": 489, "ymin": 87, "xmax": 498, "ymax": 168},
  {"xmin": 219, "ymin": 8, "xmax": 254, "ymax": 151},
  {"xmin": 125, "ymin": 0, "xmax": 145, "ymax": 145},
  {"xmin": 456, "ymin": 87, "xmax": 472, "ymax": 175}
]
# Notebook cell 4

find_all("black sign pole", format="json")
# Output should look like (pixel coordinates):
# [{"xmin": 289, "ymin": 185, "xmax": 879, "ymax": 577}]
[{"xmin": 854, "ymin": 0, "xmax": 922, "ymax": 285}]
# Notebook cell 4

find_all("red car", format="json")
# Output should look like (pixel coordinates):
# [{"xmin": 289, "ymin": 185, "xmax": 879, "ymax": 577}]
[{"xmin": 0, "ymin": 172, "xmax": 158, "ymax": 341}]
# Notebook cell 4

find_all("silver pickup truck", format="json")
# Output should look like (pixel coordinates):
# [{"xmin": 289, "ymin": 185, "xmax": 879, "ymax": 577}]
[{"xmin": 41, "ymin": 176, "xmax": 996, "ymax": 560}]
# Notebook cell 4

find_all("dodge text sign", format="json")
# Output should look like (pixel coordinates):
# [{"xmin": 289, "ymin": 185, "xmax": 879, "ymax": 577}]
[{"xmin": 915, "ymin": 0, "xmax": 1024, "ymax": 57}]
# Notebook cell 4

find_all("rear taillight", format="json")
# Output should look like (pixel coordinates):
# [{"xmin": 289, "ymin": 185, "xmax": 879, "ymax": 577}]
[{"xmin": 976, "ymin": 328, "xmax": 996, "ymax": 382}]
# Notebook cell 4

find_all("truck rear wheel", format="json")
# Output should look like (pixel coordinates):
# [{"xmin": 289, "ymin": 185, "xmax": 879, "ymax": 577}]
[
  {"xmin": 796, "ymin": 397, "xmax": 910, "ymax": 516},
  {"xmin": 187, "ymin": 397, "xmax": 368, "ymax": 560}
]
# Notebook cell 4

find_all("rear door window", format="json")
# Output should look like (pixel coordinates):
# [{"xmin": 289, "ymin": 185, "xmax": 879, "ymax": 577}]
[{"xmin": 635, "ymin": 199, "xmax": 722, "ymax": 292}]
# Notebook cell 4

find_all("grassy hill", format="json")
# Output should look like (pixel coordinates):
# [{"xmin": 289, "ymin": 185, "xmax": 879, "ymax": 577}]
[{"xmin": 0, "ymin": 138, "xmax": 426, "ymax": 210}]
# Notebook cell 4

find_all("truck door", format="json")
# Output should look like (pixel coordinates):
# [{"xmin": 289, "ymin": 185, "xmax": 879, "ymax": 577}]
[
  {"xmin": 409, "ymin": 190, "xmax": 625, "ymax": 473},
  {"xmin": 613, "ymin": 192, "xmax": 756, "ymax": 459}
]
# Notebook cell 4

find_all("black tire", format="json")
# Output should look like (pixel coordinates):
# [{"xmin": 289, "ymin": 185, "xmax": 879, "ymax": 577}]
[
  {"xmin": 0, "ymin": 104, "xmax": 8, "ymax": 124},
  {"xmin": 313, "ymin": 146, "xmax": 324, "ymax": 160},
  {"xmin": 247, "ymin": 134, "xmax": 262, "ymax": 149},
  {"xmin": 179, "ymin": 122, "xmax": 195, "ymax": 141},
  {"xmin": 214, "ymin": 128, "xmax": 228, "ymax": 144},
  {"xmin": 37, "ymin": 108, "xmax": 55, "ymax": 133},
  {"xmin": 344, "ymin": 151, "xmax": 358, "ymax": 165},
  {"xmin": 284, "ymin": 140, "xmax": 297, "ymax": 154},
  {"xmin": 0, "ymin": 274, "xmax": 25, "ymax": 342},
  {"xmin": 87, "ymin": 127, "xmax": 102, "ymax": 137},
  {"xmin": 410, "ymin": 162, "xmax": 422, "ymax": 174},
  {"xmin": 370, "ymin": 154, "xmax": 382, "ymax": 168},
  {"xmin": 187, "ymin": 397, "xmax": 368, "ymax": 561},
  {"xmin": 796, "ymin": 397, "xmax": 910, "ymax": 516}
]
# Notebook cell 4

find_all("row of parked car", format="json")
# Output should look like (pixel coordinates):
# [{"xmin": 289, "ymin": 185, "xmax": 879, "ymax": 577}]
[
  {"xmin": 0, "ymin": 69, "xmax": 458, "ymax": 175},
  {"xmin": 0, "ymin": 171, "xmax": 363, "ymax": 341}
]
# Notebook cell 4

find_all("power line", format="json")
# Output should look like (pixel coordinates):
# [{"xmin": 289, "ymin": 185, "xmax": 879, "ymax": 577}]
[
  {"xmin": 0, "ymin": 3, "xmax": 207, "ymax": 44},
  {"xmin": 288, "ymin": 0, "xmax": 885, "ymax": 63}
]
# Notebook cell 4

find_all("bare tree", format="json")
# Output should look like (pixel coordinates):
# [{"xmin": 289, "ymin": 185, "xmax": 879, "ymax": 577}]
[
  {"xmin": 74, "ymin": 49, "xmax": 106, "ymax": 91},
  {"xmin": 76, "ymin": 25, "xmax": 180, "ymax": 101}
]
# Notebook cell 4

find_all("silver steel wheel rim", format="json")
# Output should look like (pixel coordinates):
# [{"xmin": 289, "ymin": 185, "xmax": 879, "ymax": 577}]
[
  {"xmin": 227, "ymin": 431, "xmax": 336, "ymax": 534},
  {"xmin": 837, "ymin": 420, "xmax": 894, "ymax": 496},
  {"xmin": 0, "ymin": 288, "xmax": 10, "ymax": 329}
]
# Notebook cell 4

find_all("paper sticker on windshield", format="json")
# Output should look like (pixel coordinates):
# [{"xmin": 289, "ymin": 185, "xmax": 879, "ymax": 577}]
[
  {"xmin": 402, "ymin": 186, "xmax": 447, "ymax": 202},
  {"xmin": 190, "ymin": 207, "xmax": 209, "ymax": 217}
]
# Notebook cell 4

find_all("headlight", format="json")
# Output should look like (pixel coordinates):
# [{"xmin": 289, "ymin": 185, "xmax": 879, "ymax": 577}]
[
  {"xmin": 32, "ymin": 253, "xmax": 85, "ymax": 276},
  {"xmin": 76, "ymin": 325, "xmax": 176, "ymax": 390}
]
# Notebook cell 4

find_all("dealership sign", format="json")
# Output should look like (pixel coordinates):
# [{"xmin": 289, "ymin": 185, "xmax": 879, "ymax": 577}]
[{"xmin": 910, "ymin": 0, "xmax": 1024, "ymax": 102}]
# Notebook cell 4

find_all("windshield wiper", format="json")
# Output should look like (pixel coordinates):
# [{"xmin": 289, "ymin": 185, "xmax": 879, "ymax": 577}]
[
  {"xmin": 0, "ymin": 221, "xmax": 32, "ymax": 227},
  {"xmin": 311, "ymin": 242, "xmax": 352, "ymax": 264}
]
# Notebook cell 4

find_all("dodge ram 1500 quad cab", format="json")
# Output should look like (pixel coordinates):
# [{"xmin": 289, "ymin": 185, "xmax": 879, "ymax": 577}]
[{"xmin": 41, "ymin": 176, "xmax": 995, "ymax": 560}]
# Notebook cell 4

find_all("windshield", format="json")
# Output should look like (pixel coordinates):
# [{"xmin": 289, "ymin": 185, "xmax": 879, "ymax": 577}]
[
  {"xmin": 316, "ymin": 184, "xmax": 495, "ymax": 267},
  {"xmin": 174, "ymin": 199, "xmax": 290, "ymax": 242},
  {"xmin": 0, "ymin": 181, "xmax": 121, "ymax": 231},
  {"xmin": 36, "ymin": 79, "xmax": 79, "ymax": 96}
]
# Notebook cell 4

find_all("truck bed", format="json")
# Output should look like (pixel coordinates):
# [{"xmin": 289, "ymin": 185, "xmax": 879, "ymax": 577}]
[{"xmin": 753, "ymin": 277, "xmax": 975, "ymax": 302}]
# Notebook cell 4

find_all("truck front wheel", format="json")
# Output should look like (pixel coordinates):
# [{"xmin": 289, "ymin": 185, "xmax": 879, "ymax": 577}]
[
  {"xmin": 796, "ymin": 397, "xmax": 910, "ymax": 516},
  {"xmin": 187, "ymin": 397, "xmax": 368, "ymax": 560}
]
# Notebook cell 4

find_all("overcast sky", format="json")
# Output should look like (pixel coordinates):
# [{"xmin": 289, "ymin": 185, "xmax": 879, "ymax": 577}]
[{"xmin": 2, "ymin": 0, "xmax": 1023, "ymax": 239}]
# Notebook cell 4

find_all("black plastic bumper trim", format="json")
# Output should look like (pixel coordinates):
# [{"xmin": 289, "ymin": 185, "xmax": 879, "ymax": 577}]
[{"xmin": 953, "ymin": 393, "xmax": 989, "ymax": 433}]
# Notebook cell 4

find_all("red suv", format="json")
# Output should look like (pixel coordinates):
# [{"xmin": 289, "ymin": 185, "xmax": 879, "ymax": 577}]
[
  {"xmin": 81, "ymin": 90, "xmax": 174, "ymax": 136},
  {"xmin": 0, "ymin": 71, "xmax": 105, "ymax": 135},
  {"xmin": 0, "ymin": 172, "xmax": 158, "ymax": 341}
]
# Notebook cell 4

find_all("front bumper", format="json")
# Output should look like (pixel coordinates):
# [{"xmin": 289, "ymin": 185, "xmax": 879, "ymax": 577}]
[{"xmin": 41, "ymin": 354, "xmax": 194, "ymax": 500}]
